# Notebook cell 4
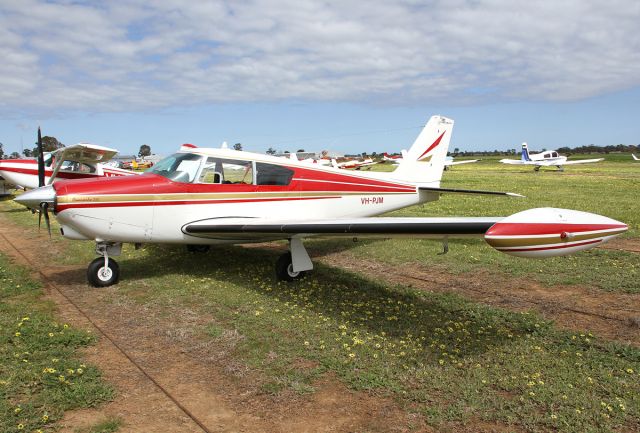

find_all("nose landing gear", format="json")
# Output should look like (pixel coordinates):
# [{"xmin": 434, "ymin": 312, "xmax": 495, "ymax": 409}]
[{"xmin": 87, "ymin": 242, "xmax": 122, "ymax": 287}]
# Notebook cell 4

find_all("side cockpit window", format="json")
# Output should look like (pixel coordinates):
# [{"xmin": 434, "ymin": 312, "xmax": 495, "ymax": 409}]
[
  {"xmin": 198, "ymin": 157, "xmax": 253, "ymax": 184},
  {"xmin": 256, "ymin": 163, "xmax": 294, "ymax": 186}
]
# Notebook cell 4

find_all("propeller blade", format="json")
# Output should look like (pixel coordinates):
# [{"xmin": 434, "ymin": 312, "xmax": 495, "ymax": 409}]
[
  {"xmin": 38, "ymin": 206, "xmax": 43, "ymax": 231},
  {"xmin": 42, "ymin": 202, "xmax": 51, "ymax": 237},
  {"xmin": 37, "ymin": 127, "xmax": 45, "ymax": 187}
]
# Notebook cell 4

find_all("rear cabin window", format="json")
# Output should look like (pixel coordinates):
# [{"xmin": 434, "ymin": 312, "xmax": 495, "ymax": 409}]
[
  {"xmin": 198, "ymin": 157, "xmax": 253, "ymax": 184},
  {"xmin": 255, "ymin": 163, "xmax": 294, "ymax": 186}
]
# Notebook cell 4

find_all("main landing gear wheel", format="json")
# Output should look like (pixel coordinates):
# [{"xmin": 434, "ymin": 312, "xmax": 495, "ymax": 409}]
[
  {"xmin": 276, "ymin": 252, "xmax": 305, "ymax": 281},
  {"xmin": 87, "ymin": 257, "xmax": 120, "ymax": 287},
  {"xmin": 186, "ymin": 244, "xmax": 210, "ymax": 253}
]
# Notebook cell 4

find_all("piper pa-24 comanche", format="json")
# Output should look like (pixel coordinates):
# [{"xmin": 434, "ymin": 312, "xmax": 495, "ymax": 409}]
[
  {"xmin": 16, "ymin": 116, "xmax": 627, "ymax": 287},
  {"xmin": 500, "ymin": 143, "xmax": 604, "ymax": 171}
]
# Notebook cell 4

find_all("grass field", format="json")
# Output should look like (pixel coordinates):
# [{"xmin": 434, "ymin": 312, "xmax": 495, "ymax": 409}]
[
  {"xmin": 0, "ymin": 253, "xmax": 114, "ymax": 433},
  {"xmin": 0, "ymin": 155, "xmax": 638, "ymax": 432}
]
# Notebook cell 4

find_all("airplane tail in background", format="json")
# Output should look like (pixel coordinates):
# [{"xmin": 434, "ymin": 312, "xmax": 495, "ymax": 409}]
[
  {"xmin": 391, "ymin": 115, "xmax": 454, "ymax": 184},
  {"xmin": 633, "ymin": 154, "xmax": 639, "ymax": 161},
  {"xmin": 521, "ymin": 143, "xmax": 531, "ymax": 162}
]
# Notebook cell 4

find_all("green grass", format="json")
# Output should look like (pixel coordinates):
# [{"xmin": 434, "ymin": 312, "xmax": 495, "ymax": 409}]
[
  {"xmin": 343, "ymin": 158, "xmax": 640, "ymax": 293},
  {"xmin": 74, "ymin": 416, "xmax": 123, "ymax": 433},
  {"xmin": 108, "ymin": 244, "xmax": 640, "ymax": 432},
  {"xmin": 0, "ymin": 253, "xmax": 114, "ymax": 433}
]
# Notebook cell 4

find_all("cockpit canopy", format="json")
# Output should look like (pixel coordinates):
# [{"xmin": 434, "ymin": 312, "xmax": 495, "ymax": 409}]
[{"xmin": 147, "ymin": 153, "xmax": 294, "ymax": 186}]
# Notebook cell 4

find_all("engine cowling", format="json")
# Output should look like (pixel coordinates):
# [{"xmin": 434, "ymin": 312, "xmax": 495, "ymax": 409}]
[{"xmin": 485, "ymin": 208, "xmax": 628, "ymax": 258}]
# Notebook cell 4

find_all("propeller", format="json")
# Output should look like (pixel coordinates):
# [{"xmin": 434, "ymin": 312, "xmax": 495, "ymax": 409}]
[
  {"xmin": 37, "ymin": 127, "xmax": 45, "ymax": 187},
  {"xmin": 38, "ymin": 202, "xmax": 52, "ymax": 237},
  {"xmin": 35, "ymin": 127, "xmax": 51, "ymax": 237}
]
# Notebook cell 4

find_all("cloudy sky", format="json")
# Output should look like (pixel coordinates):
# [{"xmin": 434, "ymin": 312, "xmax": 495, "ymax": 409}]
[{"xmin": 1, "ymin": 0, "xmax": 639, "ymax": 155}]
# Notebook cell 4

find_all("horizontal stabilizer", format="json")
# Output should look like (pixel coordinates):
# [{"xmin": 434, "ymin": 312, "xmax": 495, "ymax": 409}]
[{"xmin": 419, "ymin": 186, "xmax": 524, "ymax": 197}]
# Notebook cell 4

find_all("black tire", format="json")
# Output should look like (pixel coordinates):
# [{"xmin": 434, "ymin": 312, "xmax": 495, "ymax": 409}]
[
  {"xmin": 186, "ymin": 244, "xmax": 211, "ymax": 253},
  {"xmin": 87, "ymin": 257, "xmax": 120, "ymax": 287},
  {"xmin": 275, "ymin": 252, "xmax": 305, "ymax": 281}
]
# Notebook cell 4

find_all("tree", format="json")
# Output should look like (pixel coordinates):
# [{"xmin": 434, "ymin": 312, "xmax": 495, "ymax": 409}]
[
  {"xmin": 266, "ymin": 147, "xmax": 277, "ymax": 155},
  {"xmin": 138, "ymin": 144, "xmax": 151, "ymax": 157},
  {"xmin": 23, "ymin": 148, "xmax": 33, "ymax": 157},
  {"xmin": 296, "ymin": 148, "xmax": 305, "ymax": 153},
  {"xmin": 10, "ymin": 152, "xmax": 20, "ymax": 159},
  {"xmin": 0, "ymin": 142, "xmax": 4, "ymax": 159},
  {"xmin": 233, "ymin": 143, "xmax": 243, "ymax": 151},
  {"xmin": 31, "ymin": 135, "xmax": 64, "ymax": 158}
]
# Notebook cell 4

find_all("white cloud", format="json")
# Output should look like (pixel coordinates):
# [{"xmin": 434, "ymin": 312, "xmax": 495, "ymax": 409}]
[{"xmin": 1, "ymin": 0, "xmax": 639, "ymax": 115}]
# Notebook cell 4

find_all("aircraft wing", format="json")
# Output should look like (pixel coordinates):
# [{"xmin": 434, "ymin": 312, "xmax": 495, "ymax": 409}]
[
  {"xmin": 499, "ymin": 158, "xmax": 526, "ymax": 165},
  {"xmin": 183, "ymin": 217, "xmax": 501, "ymax": 240},
  {"xmin": 445, "ymin": 159, "xmax": 479, "ymax": 166},
  {"xmin": 48, "ymin": 143, "xmax": 120, "ymax": 184},
  {"xmin": 52, "ymin": 143, "xmax": 119, "ymax": 164},
  {"xmin": 560, "ymin": 158, "xmax": 604, "ymax": 165}
]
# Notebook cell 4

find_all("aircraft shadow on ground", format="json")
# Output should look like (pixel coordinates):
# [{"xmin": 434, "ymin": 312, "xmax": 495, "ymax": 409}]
[{"xmin": 50, "ymin": 242, "xmax": 535, "ymax": 360}]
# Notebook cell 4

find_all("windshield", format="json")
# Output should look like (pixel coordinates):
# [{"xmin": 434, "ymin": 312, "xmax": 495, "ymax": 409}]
[{"xmin": 147, "ymin": 153, "xmax": 203, "ymax": 183}]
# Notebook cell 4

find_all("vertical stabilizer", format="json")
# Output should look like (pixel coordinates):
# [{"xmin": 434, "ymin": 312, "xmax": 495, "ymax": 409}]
[
  {"xmin": 521, "ymin": 143, "xmax": 531, "ymax": 162},
  {"xmin": 390, "ymin": 115, "xmax": 454, "ymax": 184}
]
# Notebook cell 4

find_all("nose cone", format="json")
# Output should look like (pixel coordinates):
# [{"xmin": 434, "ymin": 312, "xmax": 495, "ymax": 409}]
[{"xmin": 14, "ymin": 185, "xmax": 56, "ymax": 211}]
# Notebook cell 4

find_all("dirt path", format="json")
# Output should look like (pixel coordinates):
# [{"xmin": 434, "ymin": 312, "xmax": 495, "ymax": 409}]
[{"xmin": 0, "ymin": 213, "xmax": 426, "ymax": 433}]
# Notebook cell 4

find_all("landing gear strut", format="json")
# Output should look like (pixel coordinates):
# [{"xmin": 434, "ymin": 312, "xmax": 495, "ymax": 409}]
[
  {"xmin": 87, "ymin": 242, "xmax": 122, "ymax": 287},
  {"xmin": 275, "ymin": 238, "xmax": 313, "ymax": 281}
]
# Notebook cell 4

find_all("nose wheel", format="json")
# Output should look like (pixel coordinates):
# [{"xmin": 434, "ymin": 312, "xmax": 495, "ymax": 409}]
[
  {"xmin": 87, "ymin": 257, "xmax": 120, "ymax": 287},
  {"xmin": 87, "ymin": 242, "xmax": 122, "ymax": 287}
]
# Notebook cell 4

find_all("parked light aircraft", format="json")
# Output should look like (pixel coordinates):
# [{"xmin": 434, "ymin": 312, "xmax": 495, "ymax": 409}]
[
  {"xmin": 500, "ymin": 143, "xmax": 604, "ymax": 171},
  {"xmin": 15, "ymin": 116, "xmax": 627, "ymax": 287},
  {"xmin": 633, "ymin": 154, "xmax": 639, "ymax": 161},
  {"xmin": 0, "ymin": 142, "xmax": 135, "ymax": 189},
  {"xmin": 384, "ymin": 152, "xmax": 478, "ymax": 169},
  {"xmin": 333, "ymin": 157, "xmax": 378, "ymax": 170}
]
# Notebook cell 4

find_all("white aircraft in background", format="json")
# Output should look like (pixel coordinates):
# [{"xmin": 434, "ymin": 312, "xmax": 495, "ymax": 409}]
[
  {"xmin": 632, "ymin": 154, "xmax": 639, "ymax": 161},
  {"xmin": 15, "ymin": 115, "xmax": 627, "ymax": 288},
  {"xmin": 500, "ymin": 143, "xmax": 604, "ymax": 171},
  {"xmin": 287, "ymin": 152, "xmax": 332, "ymax": 166},
  {"xmin": 383, "ymin": 152, "xmax": 478, "ymax": 169},
  {"xmin": 0, "ymin": 142, "xmax": 135, "ymax": 190}
]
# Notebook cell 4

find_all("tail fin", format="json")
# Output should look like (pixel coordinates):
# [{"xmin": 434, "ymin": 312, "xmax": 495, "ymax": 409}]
[
  {"xmin": 521, "ymin": 143, "xmax": 531, "ymax": 162},
  {"xmin": 633, "ymin": 154, "xmax": 639, "ymax": 161},
  {"xmin": 391, "ymin": 115, "xmax": 454, "ymax": 184}
]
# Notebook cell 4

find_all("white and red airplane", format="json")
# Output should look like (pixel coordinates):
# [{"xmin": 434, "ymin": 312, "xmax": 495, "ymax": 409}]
[
  {"xmin": 0, "ymin": 143, "xmax": 135, "ymax": 190},
  {"xmin": 15, "ymin": 116, "xmax": 627, "ymax": 287},
  {"xmin": 333, "ymin": 157, "xmax": 378, "ymax": 170},
  {"xmin": 500, "ymin": 143, "xmax": 604, "ymax": 171}
]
